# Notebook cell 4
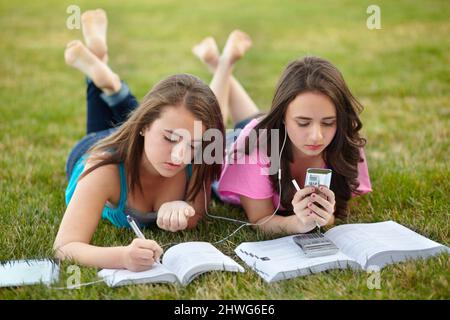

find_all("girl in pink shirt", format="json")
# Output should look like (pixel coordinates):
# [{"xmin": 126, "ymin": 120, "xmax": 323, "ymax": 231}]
[{"xmin": 193, "ymin": 31, "xmax": 372, "ymax": 235}]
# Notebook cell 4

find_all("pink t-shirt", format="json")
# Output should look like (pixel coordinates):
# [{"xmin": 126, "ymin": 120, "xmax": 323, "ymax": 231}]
[{"xmin": 217, "ymin": 119, "xmax": 372, "ymax": 207}]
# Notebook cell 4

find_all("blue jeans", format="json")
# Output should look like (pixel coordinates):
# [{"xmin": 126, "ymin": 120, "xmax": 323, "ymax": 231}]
[{"xmin": 65, "ymin": 79, "xmax": 139, "ymax": 180}]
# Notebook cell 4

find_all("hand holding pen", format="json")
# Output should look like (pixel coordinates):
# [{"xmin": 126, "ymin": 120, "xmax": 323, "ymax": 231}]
[{"xmin": 121, "ymin": 215, "xmax": 163, "ymax": 272}]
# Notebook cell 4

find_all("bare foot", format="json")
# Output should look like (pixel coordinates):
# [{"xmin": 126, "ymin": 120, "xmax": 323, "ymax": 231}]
[
  {"xmin": 81, "ymin": 9, "xmax": 108, "ymax": 62},
  {"xmin": 192, "ymin": 37, "xmax": 220, "ymax": 72},
  {"xmin": 64, "ymin": 40, "xmax": 120, "ymax": 94},
  {"xmin": 221, "ymin": 30, "xmax": 252, "ymax": 65}
]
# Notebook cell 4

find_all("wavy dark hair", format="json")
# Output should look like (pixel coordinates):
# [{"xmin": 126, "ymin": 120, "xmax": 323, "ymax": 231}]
[
  {"xmin": 79, "ymin": 73, "xmax": 225, "ymax": 202},
  {"xmin": 242, "ymin": 56, "xmax": 366, "ymax": 219}
]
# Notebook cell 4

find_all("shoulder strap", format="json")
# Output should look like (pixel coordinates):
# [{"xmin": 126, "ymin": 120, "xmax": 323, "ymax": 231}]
[
  {"xmin": 186, "ymin": 164, "xmax": 193, "ymax": 179},
  {"xmin": 184, "ymin": 164, "xmax": 194, "ymax": 198},
  {"xmin": 118, "ymin": 163, "xmax": 127, "ymax": 211}
]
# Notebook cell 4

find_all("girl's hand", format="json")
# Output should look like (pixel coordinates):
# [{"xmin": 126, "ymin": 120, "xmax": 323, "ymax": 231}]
[
  {"xmin": 291, "ymin": 186, "xmax": 318, "ymax": 231},
  {"xmin": 308, "ymin": 186, "xmax": 336, "ymax": 227},
  {"xmin": 156, "ymin": 200, "xmax": 196, "ymax": 232},
  {"xmin": 122, "ymin": 238, "xmax": 163, "ymax": 272}
]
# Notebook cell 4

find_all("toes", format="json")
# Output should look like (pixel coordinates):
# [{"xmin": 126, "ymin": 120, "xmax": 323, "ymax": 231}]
[
  {"xmin": 82, "ymin": 8, "xmax": 107, "ymax": 24},
  {"xmin": 64, "ymin": 40, "xmax": 94, "ymax": 66},
  {"xmin": 204, "ymin": 37, "xmax": 218, "ymax": 49},
  {"xmin": 81, "ymin": 10, "xmax": 95, "ymax": 21},
  {"xmin": 192, "ymin": 43, "xmax": 202, "ymax": 55},
  {"xmin": 192, "ymin": 37, "xmax": 219, "ymax": 61},
  {"xmin": 223, "ymin": 30, "xmax": 252, "ymax": 61},
  {"xmin": 64, "ymin": 40, "xmax": 84, "ymax": 64},
  {"xmin": 95, "ymin": 8, "xmax": 107, "ymax": 17},
  {"xmin": 66, "ymin": 40, "xmax": 82, "ymax": 48}
]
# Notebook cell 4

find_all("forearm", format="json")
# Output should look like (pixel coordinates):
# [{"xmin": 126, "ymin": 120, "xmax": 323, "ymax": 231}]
[
  {"xmin": 186, "ymin": 187, "xmax": 209, "ymax": 229},
  {"xmin": 186, "ymin": 212, "xmax": 203, "ymax": 229},
  {"xmin": 254, "ymin": 214, "xmax": 315, "ymax": 235},
  {"xmin": 54, "ymin": 242, "xmax": 126, "ymax": 269}
]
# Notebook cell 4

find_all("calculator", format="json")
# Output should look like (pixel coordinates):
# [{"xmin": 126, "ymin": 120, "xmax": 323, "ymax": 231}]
[{"xmin": 293, "ymin": 233, "xmax": 339, "ymax": 258}]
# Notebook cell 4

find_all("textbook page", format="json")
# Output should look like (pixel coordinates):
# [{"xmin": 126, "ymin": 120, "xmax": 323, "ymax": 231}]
[
  {"xmin": 162, "ymin": 242, "xmax": 244, "ymax": 285},
  {"xmin": 98, "ymin": 262, "xmax": 178, "ymax": 287},
  {"xmin": 324, "ymin": 220, "xmax": 450, "ymax": 269},
  {"xmin": 235, "ymin": 236, "xmax": 360, "ymax": 282}
]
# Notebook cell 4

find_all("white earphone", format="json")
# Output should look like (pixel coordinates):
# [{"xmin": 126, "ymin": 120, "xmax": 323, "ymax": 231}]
[{"xmin": 204, "ymin": 125, "xmax": 288, "ymax": 244}]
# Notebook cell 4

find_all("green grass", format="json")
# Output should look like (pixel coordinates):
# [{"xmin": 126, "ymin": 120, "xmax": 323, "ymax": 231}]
[{"xmin": 0, "ymin": 0, "xmax": 449, "ymax": 299}]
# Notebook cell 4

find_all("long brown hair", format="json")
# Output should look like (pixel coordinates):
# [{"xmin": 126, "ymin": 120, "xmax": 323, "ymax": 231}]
[
  {"xmin": 79, "ymin": 73, "xmax": 225, "ymax": 202},
  {"xmin": 243, "ymin": 56, "xmax": 366, "ymax": 219}
]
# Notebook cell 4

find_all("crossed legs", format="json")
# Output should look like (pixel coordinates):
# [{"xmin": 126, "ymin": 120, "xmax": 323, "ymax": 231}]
[
  {"xmin": 65, "ymin": 9, "xmax": 121, "ymax": 95},
  {"xmin": 66, "ymin": 13, "xmax": 260, "ymax": 131},
  {"xmin": 64, "ymin": 9, "xmax": 138, "ymax": 134},
  {"xmin": 192, "ymin": 31, "xmax": 261, "ymax": 126}
]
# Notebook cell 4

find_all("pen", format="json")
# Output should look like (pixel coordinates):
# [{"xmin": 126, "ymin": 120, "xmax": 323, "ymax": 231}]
[
  {"xmin": 291, "ymin": 179, "xmax": 321, "ymax": 233},
  {"xmin": 127, "ymin": 215, "xmax": 145, "ymax": 239},
  {"xmin": 127, "ymin": 215, "xmax": 161, "ymax": 263}
]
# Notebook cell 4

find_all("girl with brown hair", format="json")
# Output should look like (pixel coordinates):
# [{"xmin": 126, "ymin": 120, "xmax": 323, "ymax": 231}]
[
  {"xmin": 193, "ymin": 32, "xmax": 372, "ymax": 235},
  {"xmin": 54, "ymin": 10, "xmax": 224, "ymax": 271}
]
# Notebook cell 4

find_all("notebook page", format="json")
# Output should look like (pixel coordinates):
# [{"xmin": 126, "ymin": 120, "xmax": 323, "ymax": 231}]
[
  {"xmin": 325, "ymin": 221, "xmax": 446, "ymax": 268},
  {"xmin": 163, "ymin": 242, "xmax": 244, "ymax": 284},
  {"xmin": 98, "ymin": 262, "xmax": 176, "ymax": 286}
]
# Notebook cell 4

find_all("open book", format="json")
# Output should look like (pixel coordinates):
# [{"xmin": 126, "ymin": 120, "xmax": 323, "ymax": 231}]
[
  {"xmin": 98, "ymin": 242, "xmax": 244, "ymax": 286},
  {"xmin": 235, "ymin": 221, "xmax": 450, "ymax": 283}
]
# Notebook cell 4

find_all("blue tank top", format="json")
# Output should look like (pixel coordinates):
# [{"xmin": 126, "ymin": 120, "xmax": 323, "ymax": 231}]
[{"xmin": 65, "ymin": 155, "xmax": 193, "ymax": 228}]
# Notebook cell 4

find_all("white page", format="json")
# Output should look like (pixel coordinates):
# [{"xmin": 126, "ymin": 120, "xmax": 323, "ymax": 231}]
[
  {"xmin": 325, "ymin": 221, "xmax": 447, "ymax": 268},
  {"xmin": 235, "ymin": 236, "xmax": 358, "ymax": 282},
  {"xmin": 98, "ymin": 262, "xmax": 177, "ymax": 287},
  {"xmin": 163, "ymin": 242, "xmax": 244, "ymax": 285},
  {"xmin": 0, "ymin": 259, "xmax": 59, "ymax": 287}
]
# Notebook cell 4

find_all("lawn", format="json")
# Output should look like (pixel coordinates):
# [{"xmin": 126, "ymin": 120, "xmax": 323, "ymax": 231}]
[{"xmin": 0, "ymin": 0, "xmax": 449, "ymax": 299}]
